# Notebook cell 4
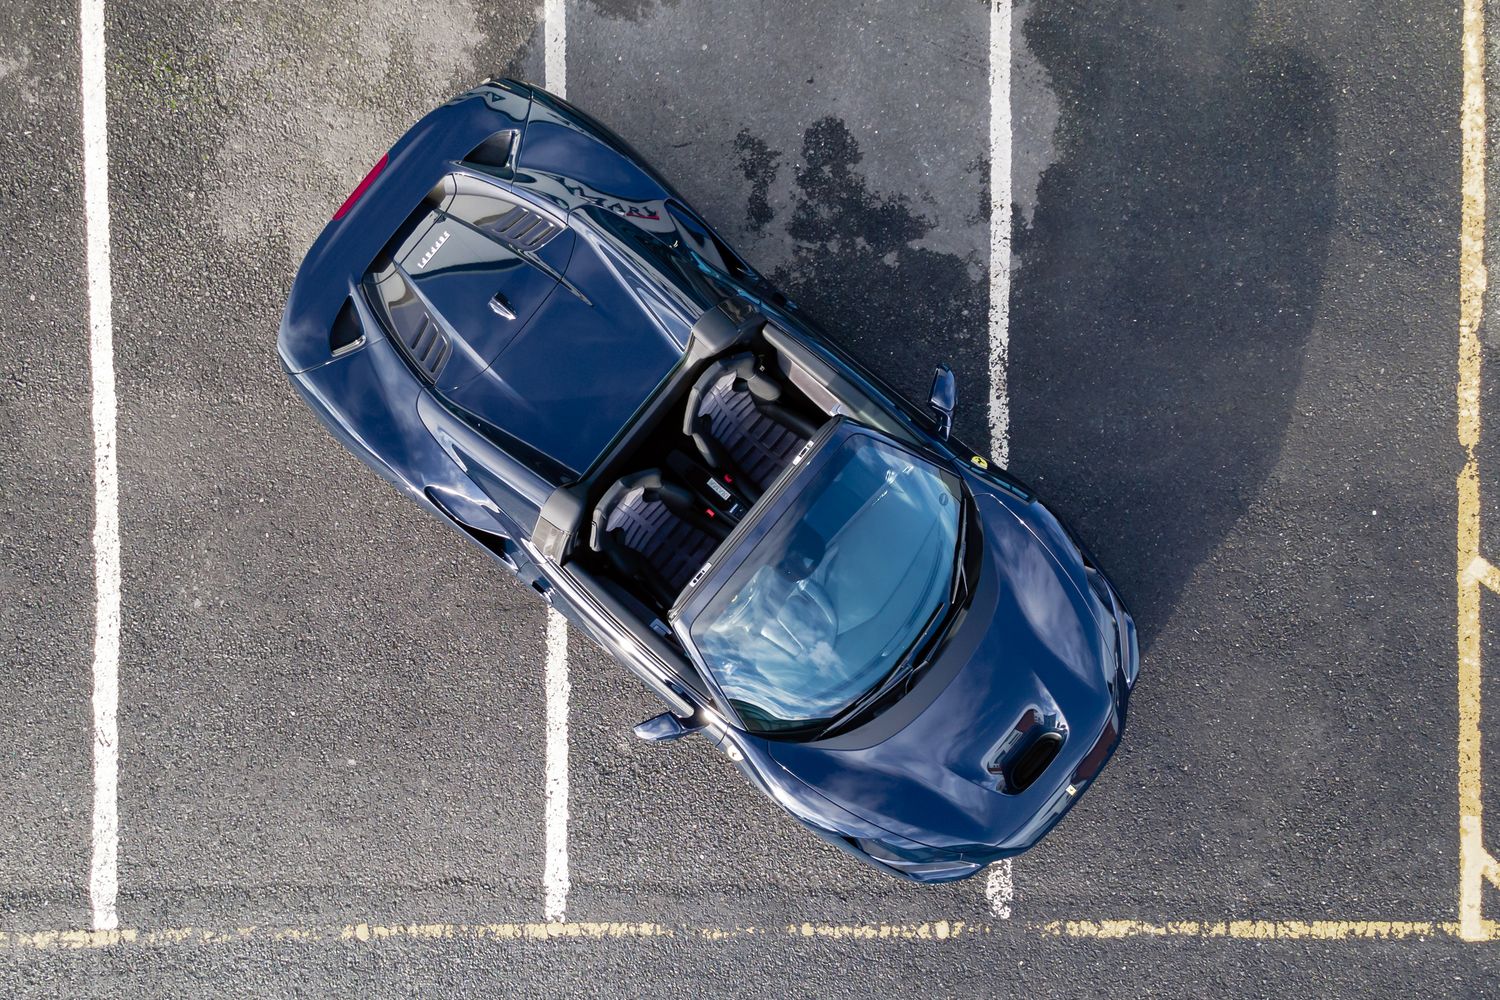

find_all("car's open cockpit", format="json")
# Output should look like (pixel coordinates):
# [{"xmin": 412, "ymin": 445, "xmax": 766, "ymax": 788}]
[
  {"xmin": 586, "ymin": 346, "xmax": 825, "ymax": 620},
  {"xmin": 532, "ymin": 300, "xmax": 925, "ymax": 649}
]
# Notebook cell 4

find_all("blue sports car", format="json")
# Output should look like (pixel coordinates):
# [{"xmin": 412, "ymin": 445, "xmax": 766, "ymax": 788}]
[{"xmin": 279, "ymin": 79, "xmax": 1140, "ymax": 883}]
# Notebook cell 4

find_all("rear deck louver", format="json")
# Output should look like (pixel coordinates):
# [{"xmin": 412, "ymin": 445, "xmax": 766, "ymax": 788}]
[
  {"xmin": 400, "ymin": 312, "xmax": 452, "ymax": 379},
  {"xmin": 481, "ymin": 202, "xmax": 561, "ymax": 253}
]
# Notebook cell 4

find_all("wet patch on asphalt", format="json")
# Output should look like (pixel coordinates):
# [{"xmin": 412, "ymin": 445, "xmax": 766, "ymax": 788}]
[
  {"xmin": 731, "ymin": 116, "xmax": 990, "ymax": 444},
  {"xmin": 733, "ymin": 127, "xmax": 780, "ymax": 233}
]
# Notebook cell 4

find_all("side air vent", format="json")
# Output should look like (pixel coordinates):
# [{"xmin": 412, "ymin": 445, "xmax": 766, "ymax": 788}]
[
  {"xmin": 399, "ymin": 312, "xmax": 452, "ymax": 379},
  {"xmin": 481, "ymin": 202, "xmax": 561, "ymax": 253},
  {"xmin": 329, "ymin": 297, "xmax": 364, "ymax": 355},
  {"xmin": 465, "ymin": 130, "xmax": 517, "ymax": 171},
  {"xmin": 1084, "ymin": 566, "xmax": 1115, "ymax": 617}
]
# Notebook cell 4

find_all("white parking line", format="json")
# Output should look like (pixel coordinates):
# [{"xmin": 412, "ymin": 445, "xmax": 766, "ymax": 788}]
[
  {"xmin": 542, "ymin": 0, "xmax": 570, "ymax": 925},
  {"xmin": 984, "ymin": 0, "xmax": 1016, "ymax": 919},
  {"xmin": 543, "ymin": 608, "xmax": 570, "ymax": 922},
  {"xmin": 987, "ymin": 0, "xmax": 1012, "ymax": 471},
  {"xmin": 545, "ymin": 0, "xmax": 567, "ymax": 101},
  {"xmin": 79, "ymin": 0, "xmax": 121, "ymax": 932},
  {"xmin": 985, "ymin": 857, "xmax": 1014, "ymax": 919}
]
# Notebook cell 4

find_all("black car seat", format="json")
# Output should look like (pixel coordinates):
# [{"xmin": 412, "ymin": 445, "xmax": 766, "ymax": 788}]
[
  {"xmin": 590, "ymin": 470, "xmax": 729, "ymax": 610},
  {"xmin": 683, "ymin": 353, "xmax": 819, "ymax": 501}
]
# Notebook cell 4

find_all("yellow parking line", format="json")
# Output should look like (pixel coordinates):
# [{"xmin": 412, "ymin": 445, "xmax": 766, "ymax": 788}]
[
  {"xmin": 1037, "ymin": 920, "xmax": 1491, "ymax": 941},
  {"xmin": 2, "ymin": 919, "xmax": 1496, "ymax": 952},
  {"xmin": 0, "ymin": 922, "xmax": 678, "ymax": 951},
  {"xmin": 1459, "ymin": 0, "xmax": 1492, "ymax": 945}
]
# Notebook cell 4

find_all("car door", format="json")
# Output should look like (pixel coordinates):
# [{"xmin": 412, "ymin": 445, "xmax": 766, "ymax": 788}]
[{"xmin": 415, "ymin": 390, "xmax": 555, "ymax": 588}]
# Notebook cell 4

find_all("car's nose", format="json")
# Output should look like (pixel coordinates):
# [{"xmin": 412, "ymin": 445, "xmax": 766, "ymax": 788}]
[{"xmin": 765, "ymin": 488, "xmax": 1124, "ymax": 853}]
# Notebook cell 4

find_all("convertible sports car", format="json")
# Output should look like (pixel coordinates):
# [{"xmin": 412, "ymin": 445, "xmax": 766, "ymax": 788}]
[{"xmin": 279, "ymin": 79, "xmax": 1140, "ymax": 883}]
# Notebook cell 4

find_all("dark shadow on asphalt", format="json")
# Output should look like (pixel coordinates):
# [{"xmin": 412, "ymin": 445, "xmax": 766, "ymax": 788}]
[{"xmin": 1010, "ymin": 5, "xmax": 1337, "ymax": 651}]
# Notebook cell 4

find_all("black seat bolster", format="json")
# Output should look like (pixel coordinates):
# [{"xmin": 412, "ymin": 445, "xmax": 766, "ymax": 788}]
[
  {"xmin": 602, "ymin": 529, "xmax": 677, "ymax": 609},
  {"xmin": 682, "ymin": 353, "xmax": 758, "ymax": 438},
  {"xmin": 588, "ymin": 477, "xmax": 631, "ymax": 552},
  {"xmin": 689, "ymin": 412, "xmax": 761, "ymax": 502},
  {"xmin": 752, "ymin": 397, "xmax": 819, "ymax": 440},
  {"xmin": 590, "ymin": 470, "xmax": 662, "ymax": 550}
]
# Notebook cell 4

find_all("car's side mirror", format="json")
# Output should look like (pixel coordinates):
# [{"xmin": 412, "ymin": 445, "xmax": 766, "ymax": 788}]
[
  {"xmin": 633, "ymin": 712, "xmax": 705, "ymax": 743},
  {"xmin": 929, "ymin": 364, "xmax": 957, "ymax": 440}
]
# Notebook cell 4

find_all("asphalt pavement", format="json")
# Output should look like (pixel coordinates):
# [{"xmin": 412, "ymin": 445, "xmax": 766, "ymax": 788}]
[{"xmin": 0, "ymin": 0, "xmax": 1496, "ymax": 996}]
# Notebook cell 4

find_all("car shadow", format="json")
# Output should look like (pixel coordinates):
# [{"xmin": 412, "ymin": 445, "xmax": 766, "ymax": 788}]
[{"xmin": 1009, "ymin": 9, "xmax": 1338, "ymax": 650}]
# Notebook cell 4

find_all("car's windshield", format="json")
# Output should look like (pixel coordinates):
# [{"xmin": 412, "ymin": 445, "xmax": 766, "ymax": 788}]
[{"xmin": 688, "ymin": 434, "xmax": 961, "ymax": 735}]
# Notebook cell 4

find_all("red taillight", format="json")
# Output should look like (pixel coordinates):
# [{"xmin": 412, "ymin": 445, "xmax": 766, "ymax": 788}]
[{"xmin": 332, "ymin": 153, "xmax": 388, "ymax": 220}]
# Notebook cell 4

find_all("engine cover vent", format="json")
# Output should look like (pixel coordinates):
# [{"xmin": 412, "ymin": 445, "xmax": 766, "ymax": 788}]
[
  {"xmin": 481, "ymin": 202, "xmax": 562, "ymax": 253},
  {"xmin": 400, "ymin": 312, "xmax": 452, "ymax": 379}
]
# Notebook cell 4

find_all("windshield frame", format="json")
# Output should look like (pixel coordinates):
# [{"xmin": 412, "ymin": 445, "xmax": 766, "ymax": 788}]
[{"xmin": 671, "ymin": 421, "xmax": 966, "ymax": 739}]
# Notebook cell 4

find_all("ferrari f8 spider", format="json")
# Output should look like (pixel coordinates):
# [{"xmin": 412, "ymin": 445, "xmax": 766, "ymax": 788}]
[{"xmin": 279, "ymin": 80, "xmax": 1140, "ymax": 883}]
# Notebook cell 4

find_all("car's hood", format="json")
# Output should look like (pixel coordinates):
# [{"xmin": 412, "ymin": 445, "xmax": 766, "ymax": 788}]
[{"xmin": 766, "ymin": 488, "xmax": 1120, "ymax": 851}]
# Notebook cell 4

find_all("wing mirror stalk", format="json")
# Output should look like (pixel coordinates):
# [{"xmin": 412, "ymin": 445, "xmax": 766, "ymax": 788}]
[
  {"xmin": 633, "ymin": 712, "xmax": 707, "ymax": 743},
  {"xmin": 929, "ymin": 364, "xmax": 957, "ymax": 440}
]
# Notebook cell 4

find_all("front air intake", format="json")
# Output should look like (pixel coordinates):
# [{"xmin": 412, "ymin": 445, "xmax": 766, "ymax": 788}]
[{"xmin": 1004, "ymin": 730, "xmax": 1064, "ymax": 793}]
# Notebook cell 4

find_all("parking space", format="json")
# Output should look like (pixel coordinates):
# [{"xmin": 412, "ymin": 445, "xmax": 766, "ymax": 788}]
[
  {"xmin": 95, "ymin": 0, "xmax": 552, "ymax": 928},
  {"xmin": 0, "ymin": 0, "xmax": 96, "ymax": 933},
  {"xmin": 1008, "ymin": 0, "xmax": 1464, "ymax": 918},
  {"xmin": 3, "ymin": 0, "xmax": 1499, "ymax": 994},
  {"xmin": 562, "ymin": 0, "xmax": 1004, "ymax": 924}
]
